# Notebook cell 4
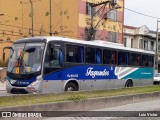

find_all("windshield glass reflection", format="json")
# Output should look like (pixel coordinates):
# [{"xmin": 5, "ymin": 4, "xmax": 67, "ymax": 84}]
[{"xmin": 7, "ymin": 43, "xmax": 45, "ymax": 74}]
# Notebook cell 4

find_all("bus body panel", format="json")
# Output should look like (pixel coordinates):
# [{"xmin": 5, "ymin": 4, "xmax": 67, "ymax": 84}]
[
  {"xmin": 41, "ymin": 65, "xmax": 153, "ymax": 93},
  {"xmin": 43, "ymin": 65, "xmax": 153, "ymax": 81}
]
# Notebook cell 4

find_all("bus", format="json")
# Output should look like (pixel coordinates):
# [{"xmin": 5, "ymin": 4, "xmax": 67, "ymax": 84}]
[{"xmin": 3, "ymin": 36, "xmax": 154, "ymax": 94}]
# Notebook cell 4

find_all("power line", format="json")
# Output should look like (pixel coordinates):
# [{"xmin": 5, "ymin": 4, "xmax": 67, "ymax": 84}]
[
  {"xmin": 3, "ymin": 14, "xmax": 50, "ymax": 26},
  {"xmin": 124, "ymin": 7, "xmax": 160, "ymax": 20},
  {"xmin": 0, "ymin": 23, "xmax": 43, "ymax": 32},
  {"xmin": 0, "ymin": 32, "xmax": 21, "ymax": 37},
  {"xmin": 52, "ymin": 0, "xmax": 61, "ymax": 11},
  {"xmin": 22, "ymin": 0, "xmax": 43, "ymax": 4}
]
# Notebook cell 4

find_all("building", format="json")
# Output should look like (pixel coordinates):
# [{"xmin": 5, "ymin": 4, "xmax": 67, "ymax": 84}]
[
  {"xmin": 123, "ymin": 25, "xmax": 160, "ymax": 72},
  {"xmin": 123, "ymin": 25, "xmax": 155, "ymax": 51},
  {"xmin": 0, "ymin": 0, "xmax": 124, "ymax": 61}
]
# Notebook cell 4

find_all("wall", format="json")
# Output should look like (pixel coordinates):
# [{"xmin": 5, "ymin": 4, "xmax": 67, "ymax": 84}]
[
  {"xmin": 0, "ymin": 0, "xmax": 79, "ymax": 61},
  {"xmin": 78, "ymin": 0, "xmax": 124, "ymax": 43}
]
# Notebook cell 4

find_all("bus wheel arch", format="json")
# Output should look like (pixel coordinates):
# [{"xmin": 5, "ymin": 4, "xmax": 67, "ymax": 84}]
[
  {"xmin": 125, "ymin": 79, "xmax": 133, "ymax": 87},
  {"xmin": 64, "ymin": 80, "xmax": 79, "ymax": 91}
]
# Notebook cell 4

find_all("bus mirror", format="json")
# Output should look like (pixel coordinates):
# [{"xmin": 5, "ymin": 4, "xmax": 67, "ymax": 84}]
[
  {"xmin": 3, "ymin": 52, "xmax": 5, "ymax": 61},
  {"xmin": 3, "ymin": 46, "xmax": 13, "ymax": 61}
]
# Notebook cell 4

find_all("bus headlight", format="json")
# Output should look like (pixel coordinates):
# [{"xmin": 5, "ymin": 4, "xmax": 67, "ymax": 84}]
[
  {"xmin": 6, "ymin": 80, "xmax": 10, "ymax": 86},
  {"xmin": 31, "ymin": 80, "xmax": 39, "ymax": 86}
]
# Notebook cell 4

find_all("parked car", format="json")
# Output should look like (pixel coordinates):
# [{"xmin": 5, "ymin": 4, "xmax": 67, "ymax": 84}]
[{"xmin": 154, "ymin": 73, "xmax": 160, "ymax": 85}]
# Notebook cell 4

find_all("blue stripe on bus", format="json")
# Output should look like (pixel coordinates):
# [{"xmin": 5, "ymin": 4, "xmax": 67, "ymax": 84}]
[{"xmin": 43, "ymin": 65, "xmax": 153, "ymax": 81}]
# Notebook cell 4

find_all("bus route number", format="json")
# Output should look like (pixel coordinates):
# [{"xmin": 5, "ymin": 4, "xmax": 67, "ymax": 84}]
[{"xmin": 67, "ymin": 74, "xmax": 78, "ymax": 78}]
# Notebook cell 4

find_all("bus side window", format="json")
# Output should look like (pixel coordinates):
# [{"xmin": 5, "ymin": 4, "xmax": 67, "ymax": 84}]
[
  {"xmin": 86, "ymin": 47, "xmax": 96, "ymax": 64},
  {"xmin": 75, "ymin": 46, "xmax": 84, "ymax": 63},
  {"xmin": 130, "ymin": 53, "xmax": 138, "ymax": 66},
  {"xmin": 137, "ymin": 54, "xmax": 141, "ymax": 66},
  {"xmin": 146, "ymin": 55, "xmax": 149, "ymax": 66},
  {"xmin": 118, "ymin": 51, "xmax": 127, "ymax": 66},
  {"xmin": 96, "ymin": 49, "xmax": 102, "ymax": 64},
  {"xmin": 66, "ymin": 45, "xmax": 84, "ymax": 63},
  {"xmin": 142, "ymin": 55, "xmax": 148, "ymax": 67},
  {"xmin": 125, "ymin": 52, "xmax": 129, "ymax": 65},
  {"xmin": 112, "ymin": 51, "xmax": 117, "ymax": 65},
  {"xmin": 66, "ymin": 44, "xmax": 74, "ymax": 62},
  {"xmin": 149, "ymin": 55, "xmax": 153, "ymax": 67},
  {"xmin": 79, "ymin": 47, "xmax": 84, "ymax": 63},
  {"xmin": 59, "ymin": 49, "xmax": 63, "ymax": 66},
  {"xmin": 103, "ymin": 49, "xmax": 111, "ymax": 64}
]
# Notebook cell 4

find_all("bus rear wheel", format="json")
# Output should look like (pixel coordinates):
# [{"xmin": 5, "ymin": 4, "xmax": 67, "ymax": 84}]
[
  {"xmin": 125, "ymin": 80, "xmax": 133, "ymax": 87},
  {"xmin": 65, "ymin": 82, "xmax": 78, "ymax": 91}
]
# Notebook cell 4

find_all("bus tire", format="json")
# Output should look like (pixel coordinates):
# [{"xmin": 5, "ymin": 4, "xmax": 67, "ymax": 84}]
[
  {"xmin": 65, "ymin": 82, "xmax": 78, "ymax": 91},
  {"xmin": 125, "ymin": 80, "xmax": 133, "ymax": 87}
]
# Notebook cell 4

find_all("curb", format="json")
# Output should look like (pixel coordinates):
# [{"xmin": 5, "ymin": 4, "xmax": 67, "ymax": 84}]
[{"xmin": 0, "ymin": 91, "xmax": 160, "ymax": 111}]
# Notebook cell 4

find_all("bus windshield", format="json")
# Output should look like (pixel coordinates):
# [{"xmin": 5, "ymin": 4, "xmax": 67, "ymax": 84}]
[{"xmin": 7, "ymin": 43, "xmax": 45, "ymax": 74}]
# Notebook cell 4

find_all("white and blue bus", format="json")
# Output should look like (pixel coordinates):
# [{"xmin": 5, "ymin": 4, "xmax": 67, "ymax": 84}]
[{"xmin": 3, "ymin": 37, "xmax": 154, "ymax": 94}]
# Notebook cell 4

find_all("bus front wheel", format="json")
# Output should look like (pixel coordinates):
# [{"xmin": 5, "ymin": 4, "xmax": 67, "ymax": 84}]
[
  {"xmin": 65, "ymin": 82, "xmax": 78, "ymax": 91},
  {"xmin": 125, "ymin": 80, "xmax": 133, "ymax": 87}
]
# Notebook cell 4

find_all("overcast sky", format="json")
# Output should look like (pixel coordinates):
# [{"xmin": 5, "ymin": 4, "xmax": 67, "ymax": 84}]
[{"xmin": 124, "ymin": 0, "xmax": 160, "ymax": 30}]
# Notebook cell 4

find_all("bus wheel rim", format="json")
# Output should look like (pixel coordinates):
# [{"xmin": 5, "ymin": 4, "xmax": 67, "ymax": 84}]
[{"xmin": 67, "ymin": 87, "xmax": 74, "ymax": 91}]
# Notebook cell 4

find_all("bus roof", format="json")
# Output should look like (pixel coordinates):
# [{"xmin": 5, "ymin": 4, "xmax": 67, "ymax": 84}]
[{"xmin": 14, "ymin": 36, "xmax": 155, "ymax": 55}]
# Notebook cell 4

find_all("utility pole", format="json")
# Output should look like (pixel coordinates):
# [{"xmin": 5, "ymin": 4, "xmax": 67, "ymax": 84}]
[
  {"xmin": 156, "ymin": 20, "xmax": 160, "ymax": 73},
  {"xmin": 49, "ymin": 0, "xmax": 52, "ymax": 36},
  {"xmin": 20, "ymin": 1, "xmax": 24, "ymax": 36},
  {"xmin": 30, "ymin": 0, "xmax": 34, "ymax": 37},
  {"xmin": 89, "ymin": 1, "xmax": 110, "ymax": 40},
  {"xmin": 23, "ymin": 0, "xmax": 42, "ymax": 37}
]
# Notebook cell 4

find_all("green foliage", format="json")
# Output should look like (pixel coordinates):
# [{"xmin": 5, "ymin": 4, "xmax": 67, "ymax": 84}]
[
  {"xmin": 67, "ymin": 95, "xmax": 85, "ymax": 102},
  {"xmin": 45, "ymin": 11, "xmax": 50, "ymax": 16},
  {"xmin": 15, "ymin": 17, "xmax": 18, "ymax": 21}
]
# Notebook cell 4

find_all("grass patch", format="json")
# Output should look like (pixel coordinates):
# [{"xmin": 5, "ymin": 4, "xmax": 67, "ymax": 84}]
[
  {"xmin": 67, "ymin": 95, "xmax": 86, "ymax": 102},
  {"xmin": 0, "ymin": 85, "xmax": 160, "ymax": 107}
]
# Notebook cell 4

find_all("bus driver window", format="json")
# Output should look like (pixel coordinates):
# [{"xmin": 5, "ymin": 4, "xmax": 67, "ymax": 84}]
[
  {"xmin": 44, "ymin": 46, "xmax": 62, "ymax": 68},
  {"xmin": 44, "ymin": 45, "xmax": 62, "ymax": 74},
  {"xmin": 50, "ymin": 48, "xmax": 61, "ymax": 67}
]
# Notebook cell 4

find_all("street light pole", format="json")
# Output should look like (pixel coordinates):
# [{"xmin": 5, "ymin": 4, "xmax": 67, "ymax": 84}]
[{"xmin": 156, "ymin": 20, "xmax": 160, "ymax": 73}]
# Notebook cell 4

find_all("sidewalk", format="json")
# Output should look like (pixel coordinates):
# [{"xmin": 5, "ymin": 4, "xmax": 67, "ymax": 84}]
[
  {"xmin": 0, "ymin": 81, "xmax": 6, "ymax": 91},
  {"xmin": 0, "ymin": 67, "xmax": 6, "ymax": 91}
]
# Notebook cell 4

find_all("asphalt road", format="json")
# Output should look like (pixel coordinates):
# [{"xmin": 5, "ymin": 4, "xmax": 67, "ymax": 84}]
[{"xmin": 41, "ymin": 99, "xmax": 160, "ymax": 120}]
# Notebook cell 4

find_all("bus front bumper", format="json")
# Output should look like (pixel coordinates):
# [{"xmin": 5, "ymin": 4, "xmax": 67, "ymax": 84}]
[{"xmin": 6, "ymin": 81, "xmax": 40, "ymax": 94}]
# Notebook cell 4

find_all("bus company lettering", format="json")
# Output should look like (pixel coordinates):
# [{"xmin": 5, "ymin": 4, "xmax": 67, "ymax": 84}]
[{"xmin": 85, "ymin": 67, "xmax": 109, "ymax": 78}]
